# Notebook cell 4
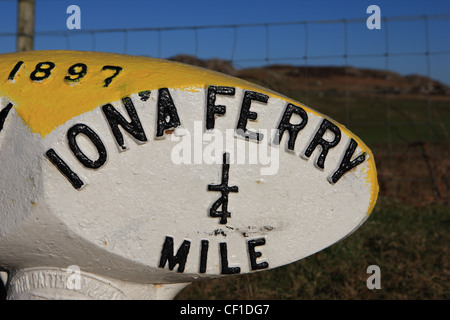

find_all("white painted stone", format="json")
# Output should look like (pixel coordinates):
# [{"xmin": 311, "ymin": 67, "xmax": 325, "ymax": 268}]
[{"xmin": 0, "ymin": 51, "xmax": 378, "ymax": 299}]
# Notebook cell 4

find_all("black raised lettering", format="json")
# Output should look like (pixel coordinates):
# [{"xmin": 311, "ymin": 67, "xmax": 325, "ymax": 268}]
[
  {"xmin": 303, "ymin": 119, "xmax": 341, "ymax": 169},
  {"xmin": 236, "ymin": 91, "xmax": 268, "ymax": 142},
  {"xmin": 101, "ymin": 65, "xmax": 123, "ymax": 87},
  {"xmin": 45, "ymin": 149, "xmax": 84, "ymax": 189},
  {"xmin": 207, "ymin": 152, "xmax": 239, "ymax": 225},
  {"xmin": 64, "ymin": 63, "xmax": 87, "ymax": 83},
  {"xmin": 199, "ymin": 239, "xmax": 209, "ymax": 273},
  {"xmin": 102, "ymin": 97, "xmax": 147, "ymax": 150},
  {"xmin": 206, "ymin": 85, "xmax": 235, "ymax": 130},
  {"xmin": 220, "ymin": 242, "xmax": 241, "ymax": 275},
  {"xmin": 156, "ymin": 88, "xmax": 181, "ymax": 137},
  {"xmin": 248, "ymin": 238, "xmax": 269, "ymax": 271},
  {"xmin": 330, "ymin": 138, "xmax": 367, "ymax": 184},
  {"xmin": 158, "ymin": 236, "xmax": 191, "ymax": 273},
  {"xmin": 8, "ymin": 61, "xmax": 24, "ymax": 81},
  {"xmin": 274, "ymin": 103, "xmax": 308, "ymax": 150},
  {"xmin": 138, "ymin": 90, "xmax": 152, "ymax": 102},
  {"xmin": 30, "ymin": 61, "xmax": 55, "ymax": 82},
  {"xmin": 0, "ymin": 103, "xmax": 13, "ymax": 133},
  {"xmin": 67, "ymin": 124, "xmax": 107, "ymax": 169}
]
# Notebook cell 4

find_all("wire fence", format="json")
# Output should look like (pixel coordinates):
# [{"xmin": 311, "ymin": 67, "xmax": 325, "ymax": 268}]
[{"xmin": 1, "ymin": 13, "xmax": 449, "ymax": 205}]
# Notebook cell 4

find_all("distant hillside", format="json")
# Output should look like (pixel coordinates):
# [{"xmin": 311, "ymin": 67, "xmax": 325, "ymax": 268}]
[{"xmin": 169, "ymin": 54, "xmax": 450, "ymax": 97}]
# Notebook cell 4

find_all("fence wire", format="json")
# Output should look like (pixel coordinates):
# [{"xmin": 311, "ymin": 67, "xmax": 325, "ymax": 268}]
[{"xmin": 1, "ymin": 13, "xmax": 449, "ymax": 205}]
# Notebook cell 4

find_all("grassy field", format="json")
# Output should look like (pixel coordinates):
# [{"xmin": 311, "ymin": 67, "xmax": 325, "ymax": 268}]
[
  {"xmin": 281, "ymin": 91, "xmax": 450, "ymax": 148},
  {"xmin": 177, "ymin": 196, "xmax": 449, "ymax": 300}
]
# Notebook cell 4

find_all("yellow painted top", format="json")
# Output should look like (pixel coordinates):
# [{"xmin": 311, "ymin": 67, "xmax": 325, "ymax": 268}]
[
  {"xmin": 0, "ymin": 50, "xmax": 378, "ymax": 213},
  {"xmin": 0, "ymin": 50, "xmax": 275, "ymax": 137}
]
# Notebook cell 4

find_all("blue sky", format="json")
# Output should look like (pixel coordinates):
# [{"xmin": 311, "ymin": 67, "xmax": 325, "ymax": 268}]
[{"xmin": 0, "ymin": 0, "xmax": 449, "ymax": 84}]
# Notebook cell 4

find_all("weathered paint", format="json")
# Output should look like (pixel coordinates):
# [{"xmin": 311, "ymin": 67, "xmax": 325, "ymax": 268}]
[{"xmin": 0, "ymin": 51, "xmax": 378, "ymax": 299}]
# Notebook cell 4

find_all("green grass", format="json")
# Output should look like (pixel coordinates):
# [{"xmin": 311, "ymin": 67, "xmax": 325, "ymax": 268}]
[
  {"xmin": 276, "ymin": 90, "xmax": 450, "ymax": 148},
  {"xmin": 176, "ymin": 197, "xmax": 449, "ymax": 300}
]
